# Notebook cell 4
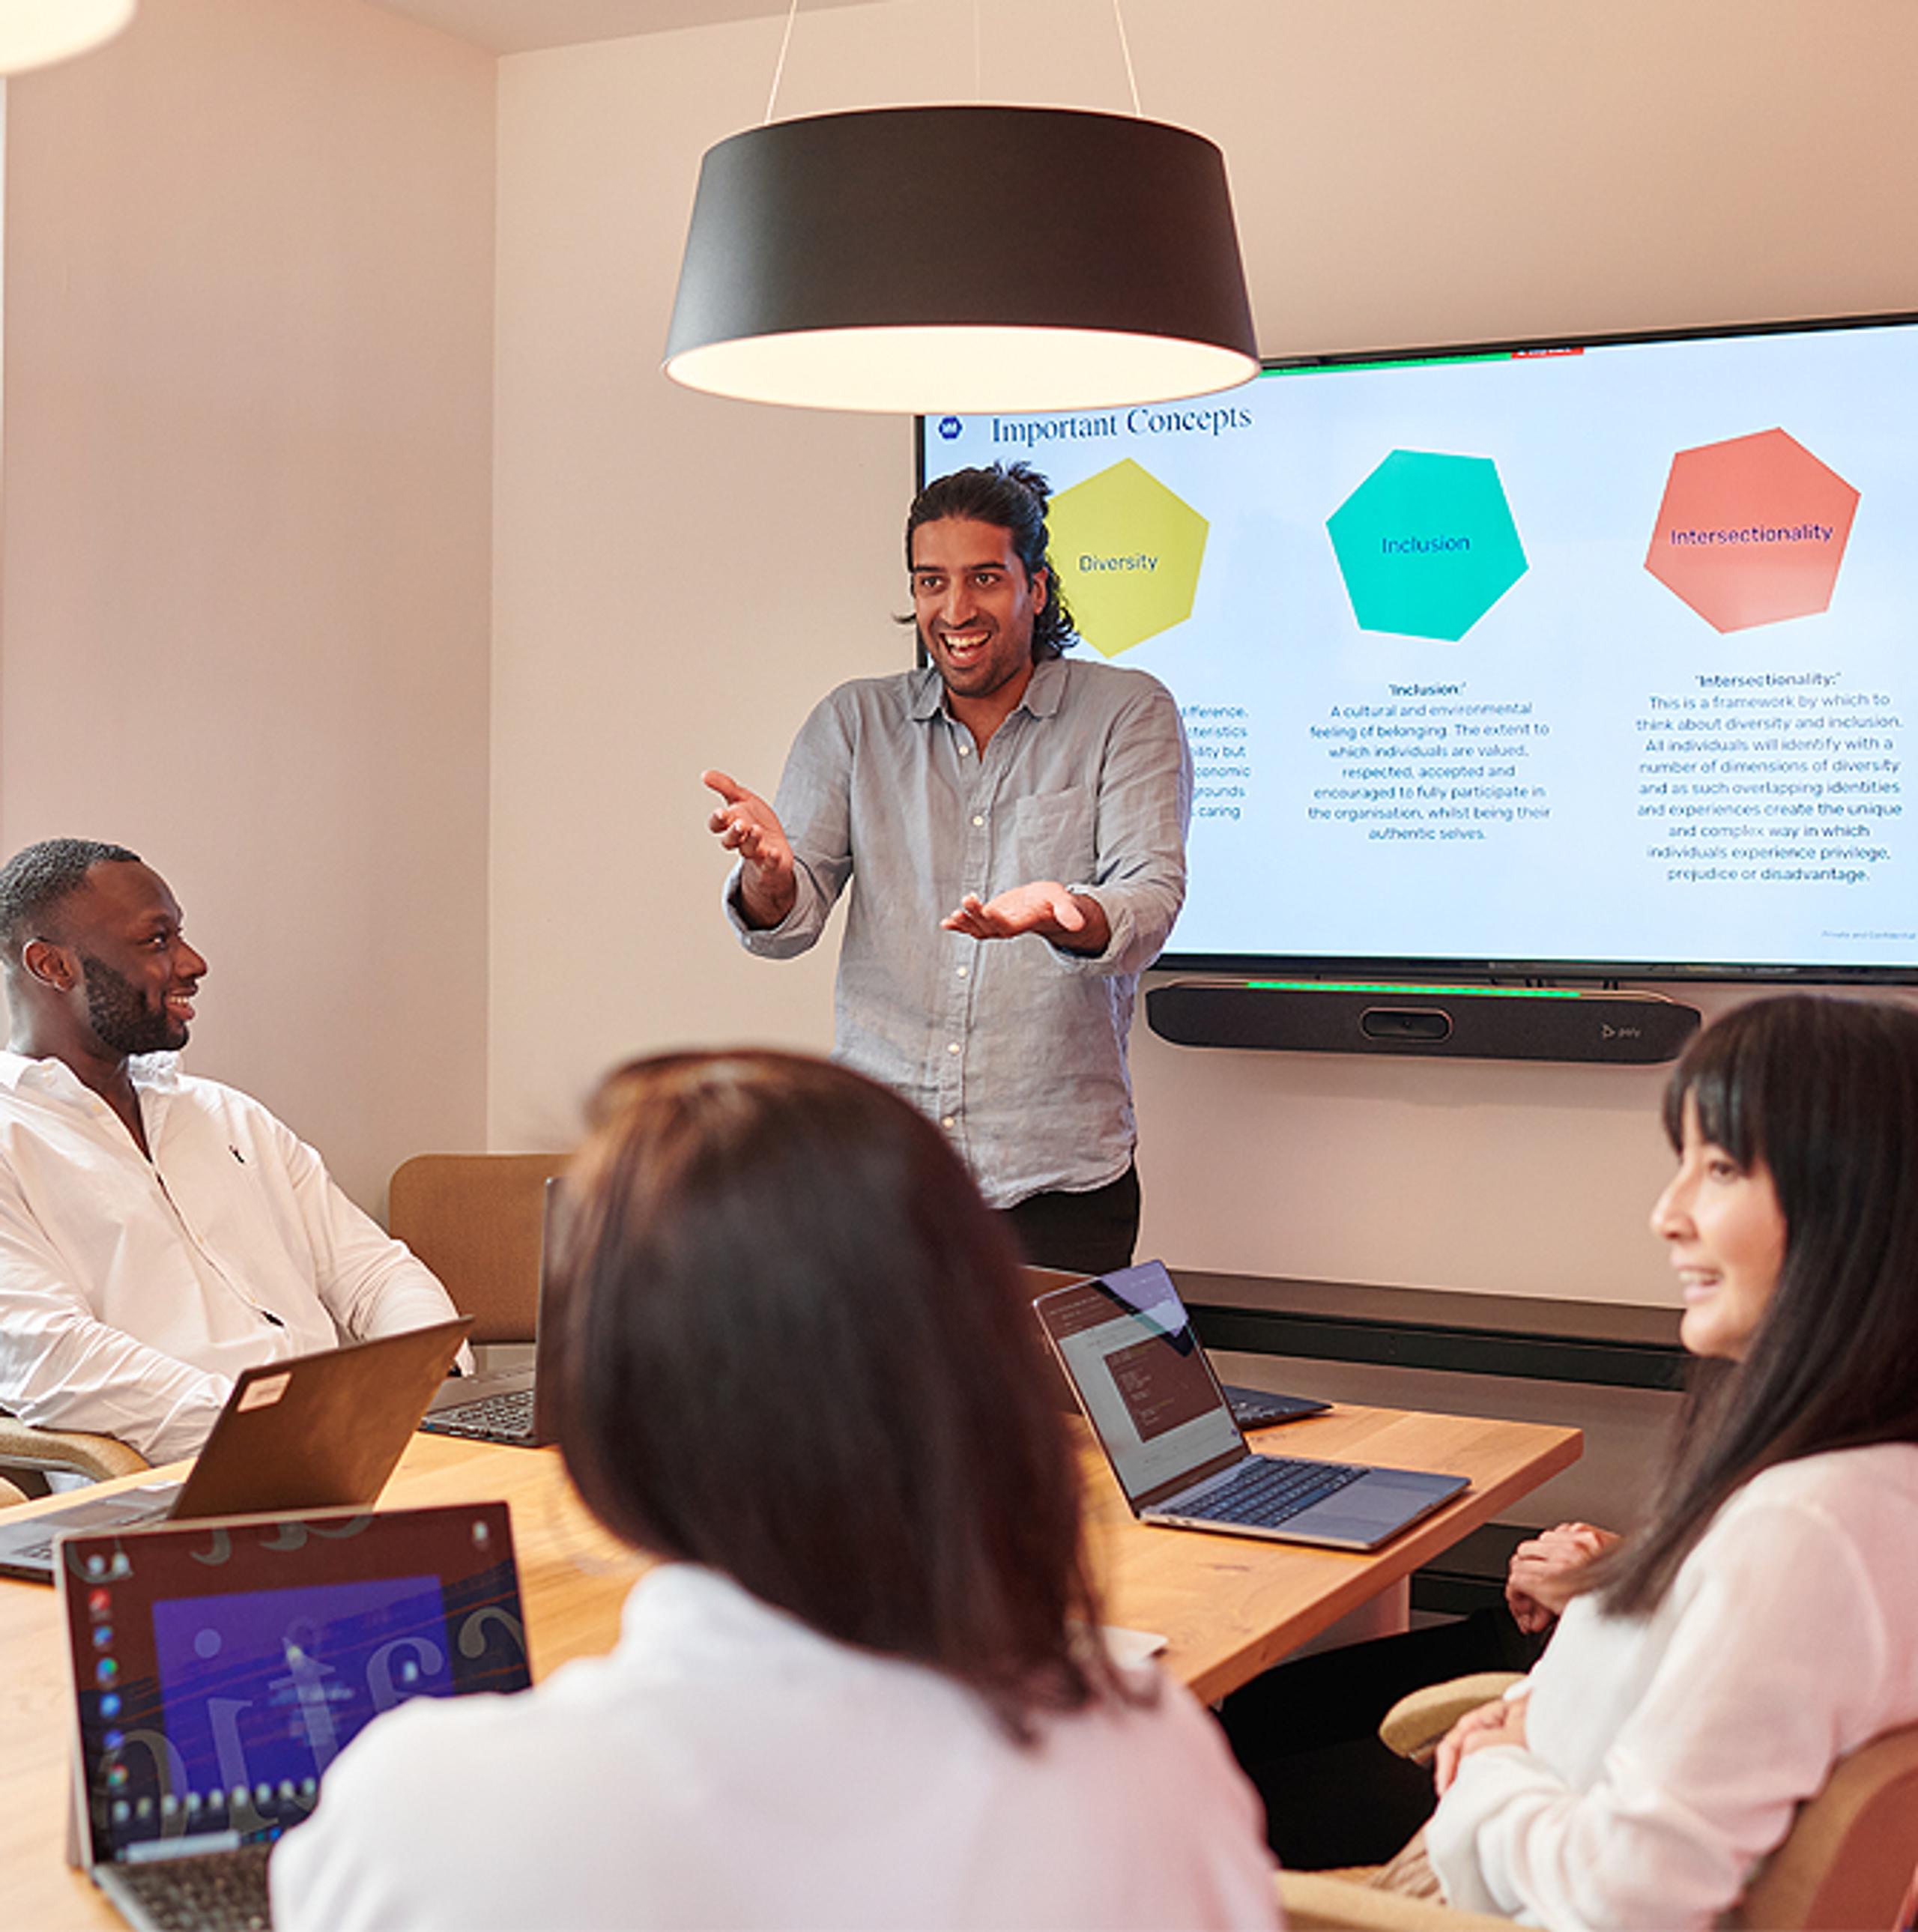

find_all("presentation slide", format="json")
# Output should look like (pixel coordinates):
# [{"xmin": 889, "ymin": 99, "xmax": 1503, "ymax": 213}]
[{"xmin": 925, "ymin": 321, "xmax": 1916, "ymax": 974}]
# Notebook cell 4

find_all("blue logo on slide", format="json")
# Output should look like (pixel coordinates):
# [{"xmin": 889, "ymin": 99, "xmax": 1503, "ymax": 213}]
[{"xmin": 937, "ymin": 417, "xmax": 963, "ymax": 441}]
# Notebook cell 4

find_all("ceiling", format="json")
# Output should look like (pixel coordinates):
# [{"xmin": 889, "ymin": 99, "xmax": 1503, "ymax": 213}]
[{"xmin": 364, "ymin": 0, "xmax": 864, "ymax": 55}]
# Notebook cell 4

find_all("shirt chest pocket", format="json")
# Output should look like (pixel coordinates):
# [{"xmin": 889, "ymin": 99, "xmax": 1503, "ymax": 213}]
[{"xmin": 1008, "ymin": 786, "xmax": 1096, "ymax": 885}]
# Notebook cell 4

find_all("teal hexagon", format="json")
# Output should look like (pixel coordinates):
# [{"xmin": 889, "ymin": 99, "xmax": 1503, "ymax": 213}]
[{"xmin": 1327, "ymin": 450, "xmax": 1528, "ymax": 642}]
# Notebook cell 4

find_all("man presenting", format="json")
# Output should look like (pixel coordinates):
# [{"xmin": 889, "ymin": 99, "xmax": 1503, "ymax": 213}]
[
  {"xmin": 705, "ymin": 463, "xmax": 1191, "ymax": 1273},
  {"xmin": 0, "ymin": 838, "xmax": 469, "ymax": 1464}
]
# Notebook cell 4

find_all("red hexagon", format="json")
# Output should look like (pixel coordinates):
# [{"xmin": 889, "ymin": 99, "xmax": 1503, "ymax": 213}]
[{"xmin": 1645, "ymin": 428, "xmax": 1859, "ymax": 633}]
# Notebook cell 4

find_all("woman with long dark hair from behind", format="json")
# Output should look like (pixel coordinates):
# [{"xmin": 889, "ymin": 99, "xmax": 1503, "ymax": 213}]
[
  {"xmin": 1421, "ymin": 995, "xmax": 1918, "ymax": 1925},
  {"xmin": 273, "ymin": 1051, "xmax": 1279, "ymax": 1931}
]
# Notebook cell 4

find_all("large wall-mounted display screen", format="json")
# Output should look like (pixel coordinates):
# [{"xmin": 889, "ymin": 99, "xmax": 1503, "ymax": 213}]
[{"xmin": 919, "ymin": 316, "xmax": 1915, "ymax": 981}]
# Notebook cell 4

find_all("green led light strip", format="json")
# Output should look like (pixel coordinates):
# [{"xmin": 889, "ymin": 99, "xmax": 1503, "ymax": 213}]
[
  {"xmin": 1243, "ymin": 980, "xmax": 1583, "ymax": 1000},
  {"xmin": 1277, "ymin": 352, "xmax": 1510, "ymax": 376}
]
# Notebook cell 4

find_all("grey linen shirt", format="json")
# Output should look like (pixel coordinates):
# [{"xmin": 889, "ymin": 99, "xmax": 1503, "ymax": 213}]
[{"xmin": 726, "ymin": 655, "xmax": 1192, "ymax": 1209}]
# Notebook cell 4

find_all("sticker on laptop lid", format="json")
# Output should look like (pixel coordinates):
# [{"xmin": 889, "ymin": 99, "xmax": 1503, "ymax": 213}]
[{"xmin": 238, "ymin": 1372, "xmax": 292, "ymax": 1412}]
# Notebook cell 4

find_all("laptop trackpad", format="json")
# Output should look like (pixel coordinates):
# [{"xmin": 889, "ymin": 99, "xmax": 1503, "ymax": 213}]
[{"xmin": 1308, "ymin": 1471, "xmax": 1466, "ymax": 1548}]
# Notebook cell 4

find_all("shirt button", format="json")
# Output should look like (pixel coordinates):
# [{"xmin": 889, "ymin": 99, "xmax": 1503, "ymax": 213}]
[
  {"xmin": 946, "ymin": 1042, "xmax": 960, "ymax": 1056},
  {"xmin": 956, "ymin": 964, "xmax": 968, "ymax": 978},
  {"xmin": 971, "ymin": 814, "xmax": 984, "ymax": 827},
  {"xmin": 941, "ymin": 1116, "xmax": 956, "ymax": 1130},
  {"xmin": 958, "ymin": 743, "xmax": 971, "ymax": 757}
]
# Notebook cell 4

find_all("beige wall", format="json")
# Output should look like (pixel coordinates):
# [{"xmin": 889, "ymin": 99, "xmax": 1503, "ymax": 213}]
[
  {"xmin": 489, "ymin": 0, "xmax": 1918, "ymax": 1303},
  {"xmin": 9, "ymin": 0, "xmax": 1914, "ymax": 1283},
  {"xmin": 0, "ymin": 0, "xmax": 496, "ymax": 1208}
]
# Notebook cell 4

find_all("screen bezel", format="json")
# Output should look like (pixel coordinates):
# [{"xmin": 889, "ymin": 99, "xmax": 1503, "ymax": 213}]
[{"xmin": 916, "ymin": 308, "xmax": 1918, "ymax": 987}]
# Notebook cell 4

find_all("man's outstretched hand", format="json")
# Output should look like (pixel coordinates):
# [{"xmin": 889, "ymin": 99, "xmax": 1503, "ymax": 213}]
[
  {"xmin": 942, "ymin": 882, "xmax": 1110, "ymax": 954},
  {"xmin": 703, "ymin": 769, "xmax": 796, "ymax": 930}
]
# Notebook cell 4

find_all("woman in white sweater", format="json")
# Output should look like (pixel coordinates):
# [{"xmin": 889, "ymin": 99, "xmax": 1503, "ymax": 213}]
[
  {"xmin": 270, "ymin": 1051, "xmax": 1280, "ymax": 1931},
  {"xmin": 1424, "ymin": 993, "xmax": 1918, "ymax": 1928}
]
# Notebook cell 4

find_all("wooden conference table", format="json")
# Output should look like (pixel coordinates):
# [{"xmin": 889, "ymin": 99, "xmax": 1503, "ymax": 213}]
[{"xmin": 0, "ymin": 1403, "xmax": 1578, "ymax": 1930}]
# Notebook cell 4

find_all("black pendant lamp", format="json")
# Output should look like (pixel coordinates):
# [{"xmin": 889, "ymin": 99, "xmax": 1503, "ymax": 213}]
[{"xmin": 663, "ymin": 102, "xmax": 1258, "ymax": 415}]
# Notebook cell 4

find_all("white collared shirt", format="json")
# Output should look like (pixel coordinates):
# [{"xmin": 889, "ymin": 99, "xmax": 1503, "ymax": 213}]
[
  {"xmin": 0, "ymin": 1050, "xmax": 468, "ymax": 1462},
  {"xmin": 1427, "ymin": 1444, "xmax": 1918, "ymax": 1928},
  {"xmin": 271, "ymin": 1564, "xmax": 1282, "ymax": 1931}
]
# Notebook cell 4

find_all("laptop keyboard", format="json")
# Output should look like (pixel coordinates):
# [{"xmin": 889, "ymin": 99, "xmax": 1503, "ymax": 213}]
[
  {"xmin": 3, "ymin": 1494, "xmax": 177, "ymax": 1569},
  {"xmin": 417, "ymin": 1388, "xmax": 536, "ymax": 1444},
  {"xmin": 100, "ymin": 1841, "xmax": 274, "ymax": 1931},
  {"xmin": 1188, "ymin": 1456, "xmax": 1367, "ymax": 1525}
]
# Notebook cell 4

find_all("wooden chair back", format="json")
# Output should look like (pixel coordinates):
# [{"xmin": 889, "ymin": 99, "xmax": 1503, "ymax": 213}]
[
  {"xmin": 1730, "ymin": 1721, "xmax": 1918, "ymax": 1931},
  {"xmin": 0, "ymin": 1417, "xmax": 148, "ymax": 1483},
  {"xmin": 388, "ymin": 1152, "xmax": 571, "ymax": 1345}
]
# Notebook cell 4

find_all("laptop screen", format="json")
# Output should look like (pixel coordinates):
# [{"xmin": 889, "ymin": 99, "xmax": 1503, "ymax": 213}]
[
  {"xmin": 1034, "ymin": 1262, "xmax": 1247, "ymax": 1512},
  {"xmin": 58, "ymin": 1504, "xmax": 529, "ymax": 1869}
]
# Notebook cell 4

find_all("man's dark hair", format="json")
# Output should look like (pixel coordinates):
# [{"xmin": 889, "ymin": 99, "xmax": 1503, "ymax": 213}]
[
  {"xmin": 551, "ymin": 1049, "xmax": 1140, "ymax": 1739},
  {"xmin": 1595, "ymin": 995, "xmax": 1918, "ymax": 1616},
  {"xmin": 904, "ymin": 461, "xmax": 1079, "ymax": 659},
  {"xmin": 0, "ymin": 839, "xmax": 142, "ymax": 963}
]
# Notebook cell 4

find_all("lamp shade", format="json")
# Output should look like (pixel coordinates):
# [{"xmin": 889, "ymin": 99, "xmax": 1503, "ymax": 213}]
[
  {"xmin": 663, "ymin": 105, "xmax": 1259, "ymax": 414},
  {"xmin": 0, "ymin": 0, "xmax": 135, "ymax": 75}
]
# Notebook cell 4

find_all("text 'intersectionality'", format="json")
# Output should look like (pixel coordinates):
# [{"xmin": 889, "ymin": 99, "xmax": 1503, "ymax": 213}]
[{"xmin": 1666, "ymin": 523, "xmax": 1836, "ymax": 547}]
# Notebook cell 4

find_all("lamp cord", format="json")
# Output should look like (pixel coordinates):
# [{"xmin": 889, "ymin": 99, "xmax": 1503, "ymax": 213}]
[
  {"xmin": 766, "ymin": 0, "xmax": 1140, "ymax": 124},
  {"xmin": 763, "ymin": 0, "xmax": 802, "ymax": 124},
  {"xmin": 1112, "ymin": 0, "xmax": 1143, "ymax": 116}
]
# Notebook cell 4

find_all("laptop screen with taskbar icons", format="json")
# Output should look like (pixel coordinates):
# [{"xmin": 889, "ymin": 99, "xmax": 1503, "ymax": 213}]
[{"xmin": 58, "ymin": 1503, "xmax": 530, "ymax": 1871}]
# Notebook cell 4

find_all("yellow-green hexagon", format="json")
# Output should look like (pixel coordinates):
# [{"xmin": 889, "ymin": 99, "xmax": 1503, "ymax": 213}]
[{"xmin": 1049, "ymin": 459, "xmax": 1208, "ymax": 658}]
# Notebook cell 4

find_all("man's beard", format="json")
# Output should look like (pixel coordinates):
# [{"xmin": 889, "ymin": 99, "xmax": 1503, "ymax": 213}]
[{"xmin": 79, "ymin": 954, "xmax": 185, "ymax": 1056}]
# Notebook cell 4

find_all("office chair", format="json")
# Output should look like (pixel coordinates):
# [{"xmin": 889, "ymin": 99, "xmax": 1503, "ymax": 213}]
[
  {"xmin": 0, "ymin": 1416, "xmax": 148, "ymax": 1487},
  {"xmin": 1278, "ymin": 1675, "xmax": 1918, "ymax": 1932},
  {"xmin": 388, "ymin": 1151, "xmax": 569, "ymax": 1344}
]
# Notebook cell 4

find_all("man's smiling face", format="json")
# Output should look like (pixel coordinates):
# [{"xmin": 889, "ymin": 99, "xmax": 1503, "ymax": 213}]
[
  {"xmin": 910, "ymin": 516, "xmax": 1048, "ymax": 708},
  {"xmin": 64, "ymin": 861, "xmax": 207, "ymax": 1056}
]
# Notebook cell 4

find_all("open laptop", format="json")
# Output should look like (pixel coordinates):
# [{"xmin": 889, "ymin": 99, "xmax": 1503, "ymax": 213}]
[
  {"xmin": 58, "ymin": 1501, "xmax": 530, "ymax": 1932},
  {"xmin": 419, "ymin": 1176, "xmax": 566, "ymax": 1447},
  {"xmin": 0, "ymin": 1317, "xmax": 471, "ymax": 1584},
  {"xmin": 1035, "ymin": 1260, "xmax": 1468, "ymax": 1550},
  {"xmin": 1023, "ymin": 1265, "xmax": 1330, "ymax": 1431}
]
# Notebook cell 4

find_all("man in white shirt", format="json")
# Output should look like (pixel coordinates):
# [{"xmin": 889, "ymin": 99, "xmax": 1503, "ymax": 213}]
[{"xmin": 0, "ymin": 838, "xmax": 469, "ymax": 1465}]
